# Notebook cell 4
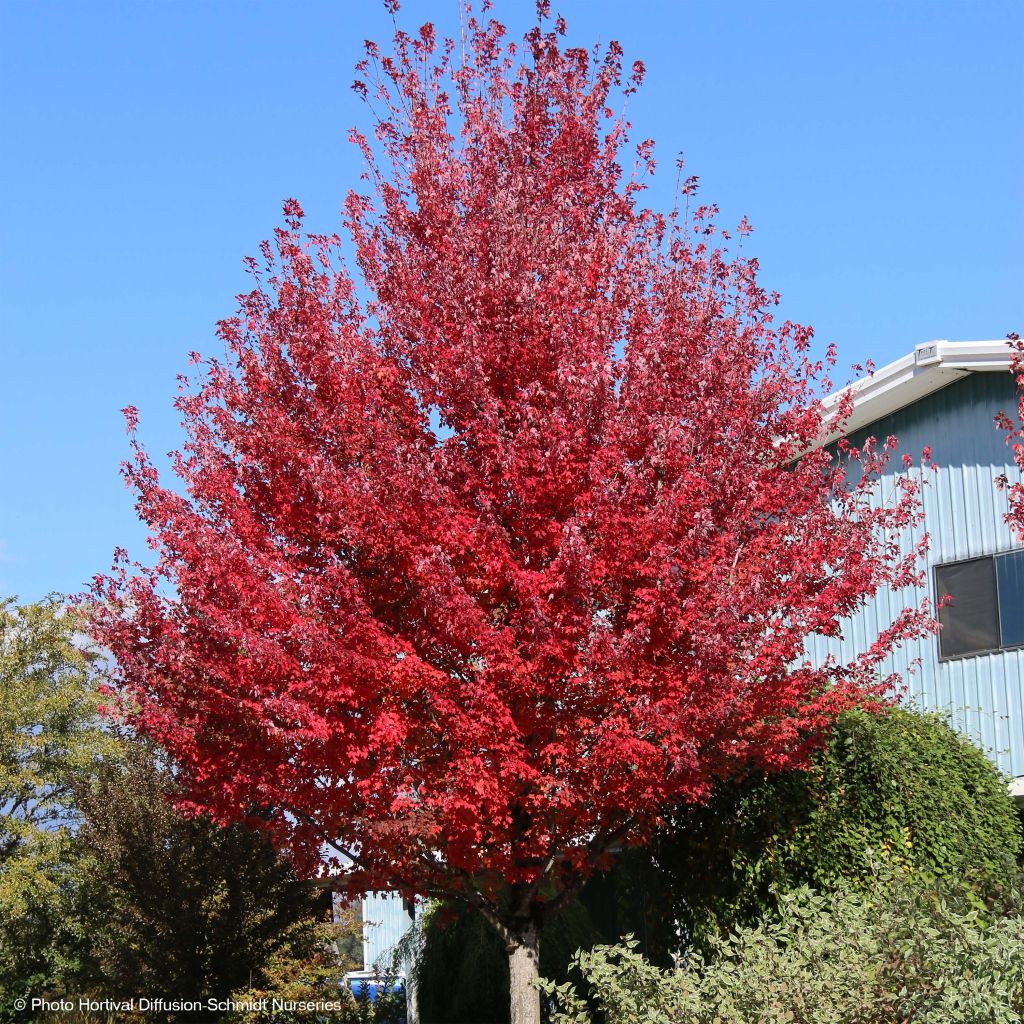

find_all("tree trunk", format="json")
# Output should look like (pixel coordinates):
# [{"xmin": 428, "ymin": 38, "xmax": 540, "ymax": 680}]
[{"xmin": 507, "ymin": 924, "xmax": 541, "ymax": 1024}]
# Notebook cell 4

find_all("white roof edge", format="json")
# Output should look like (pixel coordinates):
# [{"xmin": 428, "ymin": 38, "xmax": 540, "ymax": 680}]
[
  {"xmin": 1009, "ymin": 776, "xmax": 1024, "ymax": 801},
  {"xmin": 819, "ymin": 339, "xmax": 1015, "ymax": 445}
]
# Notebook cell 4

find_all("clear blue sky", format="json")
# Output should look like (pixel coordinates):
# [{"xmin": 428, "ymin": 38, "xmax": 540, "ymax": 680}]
[{"xmin": 1, "ymin": 0, "xmax": 1021, "ymax": 602}]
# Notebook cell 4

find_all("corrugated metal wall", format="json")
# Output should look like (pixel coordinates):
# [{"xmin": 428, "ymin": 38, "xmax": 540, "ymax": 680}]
[
  {"xmin": 805, "ymin": 371, "xmax": 1024, "ymax": 780},
  {"xmin": 362, "ymin": 891, "xmax": 414, "ymax": 974}
]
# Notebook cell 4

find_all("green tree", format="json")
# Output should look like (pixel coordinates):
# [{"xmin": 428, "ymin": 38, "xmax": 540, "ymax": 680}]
[
  {"xmin": 72, "ymin": 743, "xmax": 328, "ymax": 1023},
  {"xmin": 0, "ymin": 596, "xmax": 120, "ymax": 1015},
  {"xmin": 0, "ymin": 596, "xmax": 345, "ymax": 1024}
]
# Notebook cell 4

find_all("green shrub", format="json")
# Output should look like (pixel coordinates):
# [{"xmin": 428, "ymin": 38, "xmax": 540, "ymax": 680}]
[
  {"xmin": 541, "ymin": 869, "xmax": 1024, "ymax": 1024},
  {"xmin": 222, "ymin": 917, "xmax": 360, "ymax": 1024},
  {"xmin": 70, "ymin": 743, "xmax": 327, "ymax": 1021},
  {"xmin": 654, "ymin": 705, "xmax": 1023, "ymax": 945}
]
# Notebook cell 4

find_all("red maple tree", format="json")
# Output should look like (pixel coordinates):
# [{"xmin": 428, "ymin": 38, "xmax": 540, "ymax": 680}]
[{"xmin": 91, "ymin": 5, "xmax": 934, "ymax": 1019}]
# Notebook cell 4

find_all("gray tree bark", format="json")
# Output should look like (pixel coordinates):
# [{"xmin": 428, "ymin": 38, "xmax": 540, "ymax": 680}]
[{"xmin": 507, "ymin": 924, "xmax": 541, "ymax": 1024}]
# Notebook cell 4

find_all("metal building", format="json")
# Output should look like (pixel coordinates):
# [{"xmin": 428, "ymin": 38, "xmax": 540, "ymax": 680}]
[
  {"xmin": 361, "ymin": 891, "xmax": 415, "ymax": 974},
  {"xmin": 806, "ymin": 339, "xmax": 1024, "ymax": 793}
]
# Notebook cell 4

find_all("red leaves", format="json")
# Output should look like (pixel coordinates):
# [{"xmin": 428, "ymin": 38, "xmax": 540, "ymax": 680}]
[
  {"xmin": 997, "ymin": 332, "xmax": 1024, "ymax": 539},
  {"xmin": 91, "ymin": 3, "xmax": 934, "ymax": 921},
  {"xmin": 281, "ymin": 198, "xmax": 304, "ymax": 230},
  {"xmin": 121, "ymin": 405, "xmax": 139, "ymax": 433}
]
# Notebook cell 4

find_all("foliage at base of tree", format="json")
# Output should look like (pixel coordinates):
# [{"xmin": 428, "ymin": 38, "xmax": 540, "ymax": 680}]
[
  {"xmin": 541, "ymin": 868, "xmax": 1024, "ymax": 1024},
  {"xmin": 223, "ymin": 916, "xmax": 373, "ymax": 1024},
  {"xmin": 222, "ymin": 901, "xmax": 406, "ymax": 1024},
  {"xmin": 413, "ymin": 896, "xmax": 601, "ymax": 1024},
  {"xmin": 410, "ymin": 705, "xmax": 1023, "ymax": 1017}
]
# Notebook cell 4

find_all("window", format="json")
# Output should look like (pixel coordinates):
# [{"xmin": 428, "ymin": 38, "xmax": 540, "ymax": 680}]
[
  {"xmin": 935, "ymin": 550, "xmax": 1024, "ymax": 660},
  {"xmin": 996, "ymin": 550, "xmax": 1024, "ymax": 648}
]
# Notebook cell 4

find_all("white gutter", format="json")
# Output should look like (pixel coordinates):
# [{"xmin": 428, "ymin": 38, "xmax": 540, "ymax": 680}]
[{"xmin": 819, "ymin": 339, "xmax": 1014, "ymax": 446}]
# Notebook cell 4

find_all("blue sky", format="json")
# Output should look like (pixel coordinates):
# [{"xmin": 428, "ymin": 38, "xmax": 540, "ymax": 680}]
[{"xmin": 1, "ymin": 0, "xmax": 1021, "ymax": 602}]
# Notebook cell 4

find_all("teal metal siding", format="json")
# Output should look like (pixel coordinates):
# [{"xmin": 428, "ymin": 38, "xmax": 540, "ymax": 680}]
[{"xmin": 805, "ymin": 371, "xmax": 1024, "ymax": 780}]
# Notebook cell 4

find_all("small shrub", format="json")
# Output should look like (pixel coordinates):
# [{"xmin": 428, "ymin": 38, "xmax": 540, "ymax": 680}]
[{"xmin": 541, "ymin": 869, "xmax": 1024, "ymax": 1024}]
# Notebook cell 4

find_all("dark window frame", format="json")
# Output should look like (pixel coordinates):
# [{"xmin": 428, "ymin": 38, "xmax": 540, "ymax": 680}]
[{"xmin": 934, "ymin": 549, "xmax": 1024, "ymax": 662}]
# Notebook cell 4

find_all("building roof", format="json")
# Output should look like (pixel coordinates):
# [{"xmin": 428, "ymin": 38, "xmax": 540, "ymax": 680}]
[{"xmin": 820, "ymin": 339, "xmax": 1015, "ymax": 445}]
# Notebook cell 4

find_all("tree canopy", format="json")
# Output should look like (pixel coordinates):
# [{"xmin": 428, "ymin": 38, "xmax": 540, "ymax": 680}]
[{"xmin": 0, "ymin": 596, "xmax": 118, "ymax": 1014}]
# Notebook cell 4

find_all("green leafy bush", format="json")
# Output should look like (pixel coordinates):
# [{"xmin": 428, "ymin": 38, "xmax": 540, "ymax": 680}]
[
  {"xmin": 70, "ymin": 743, "xmax": 328, "ymax": 1021},
  {"xmin": 541, "ymin": 869, "xmax": 1024, "ymax": 1024},
  {"xmin": 223, "ymin": 916, "xmax": 395, "ymax": 1024},
  {"xmin": 654, "ymin": 705, "xmax": 1023, "ymax": 946}
]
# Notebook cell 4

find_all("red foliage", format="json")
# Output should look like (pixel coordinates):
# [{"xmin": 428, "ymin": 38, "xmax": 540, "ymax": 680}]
[
  {"xmin": 997, "ymin": 332, "xmax": 1024, "ymax": 538},
  {"xmin": 91, "ymin": 4, "xmax": 933, "ymax": 924}
]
